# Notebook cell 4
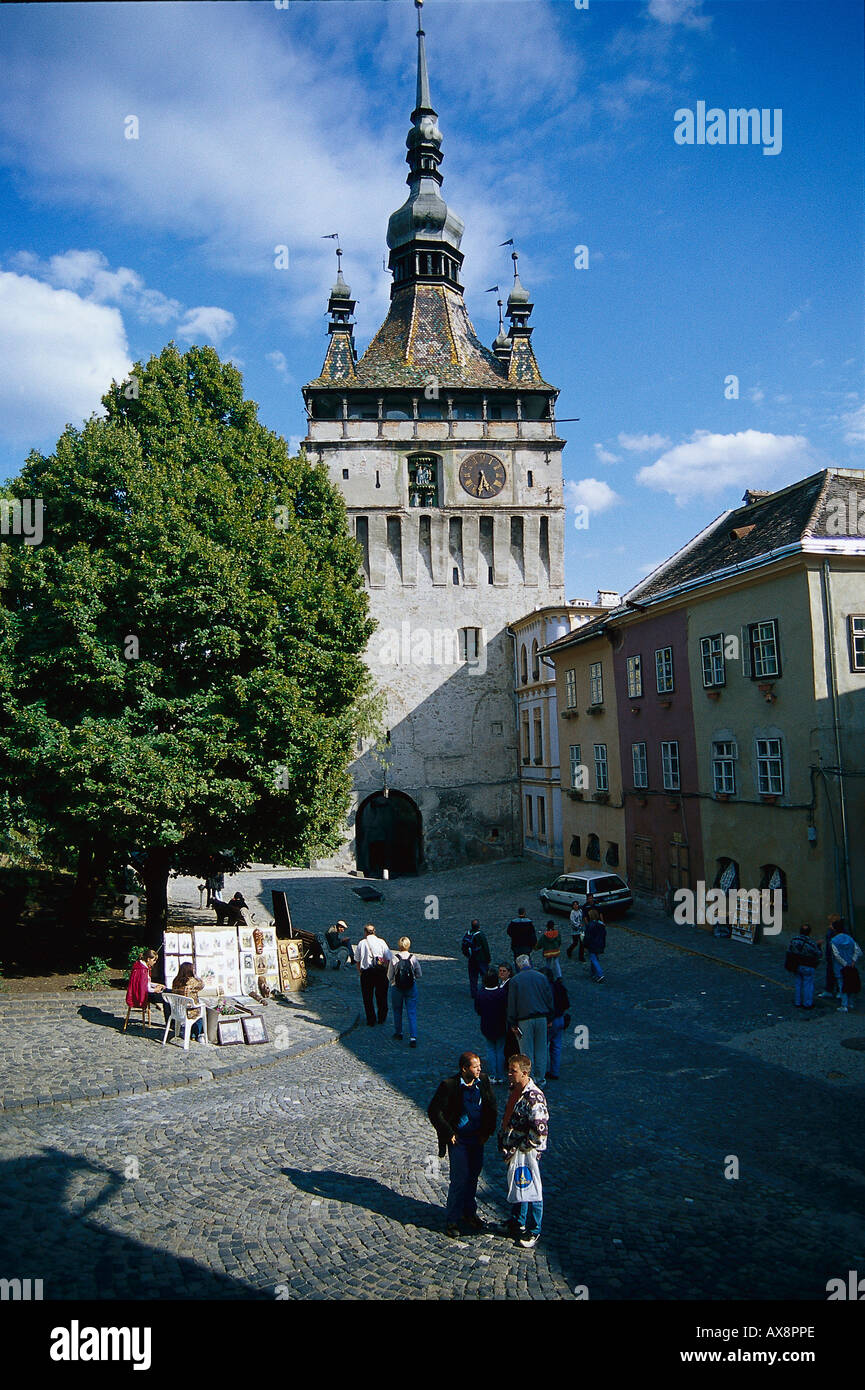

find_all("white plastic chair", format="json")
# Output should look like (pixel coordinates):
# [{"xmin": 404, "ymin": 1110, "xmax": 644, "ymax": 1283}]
[{"xmin": 161, "ymin": 992, "xmax": 208, "ymax": 1051}]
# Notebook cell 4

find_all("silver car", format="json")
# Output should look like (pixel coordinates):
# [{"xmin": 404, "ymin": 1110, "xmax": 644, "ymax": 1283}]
[{"xmin": 539, "ymin": 869, "xmax": 633, "ymax": 917}]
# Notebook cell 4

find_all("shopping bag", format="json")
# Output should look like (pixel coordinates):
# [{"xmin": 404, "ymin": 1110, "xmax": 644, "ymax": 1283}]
[{"xmin": 506, "ymin": 1148, "xmax": 543, "ymax": 1204}]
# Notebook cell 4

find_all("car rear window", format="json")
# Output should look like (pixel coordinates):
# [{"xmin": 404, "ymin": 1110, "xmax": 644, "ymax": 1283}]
[{"xmin": 592, "ymin": 876, "xmax": 628, "ymax": 894}]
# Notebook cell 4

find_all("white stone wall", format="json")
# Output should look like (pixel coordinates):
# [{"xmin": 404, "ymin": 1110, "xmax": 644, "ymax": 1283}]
[{"xmin": 305, "ymin": 419, "xmax": 566, "ymax": 870}]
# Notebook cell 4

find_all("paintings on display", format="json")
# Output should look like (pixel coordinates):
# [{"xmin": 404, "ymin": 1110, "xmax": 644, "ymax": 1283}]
[
  {"xmin": 192, "ymin": 927, "xmax": 243, "ymax": 996},
  {"xmin": 237, "ymin": 923, "xmax": 281, "ymax": 996}
]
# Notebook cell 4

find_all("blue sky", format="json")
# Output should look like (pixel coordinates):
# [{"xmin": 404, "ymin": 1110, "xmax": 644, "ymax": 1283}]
[{"xmin": 0, "ymin": 0, "xmax": 862, "ymax": 599}]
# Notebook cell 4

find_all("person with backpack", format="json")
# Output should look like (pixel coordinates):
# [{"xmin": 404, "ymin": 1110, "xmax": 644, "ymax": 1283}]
[
  {"xmin": 388, "ymin": 935, "xmax": 422, "ymax": 1045},
  {"xmin": 820, "ymin": 915, "xmax": 844, "ymax": 999},
  {"xmin": 461, "ymin": 919, "xmax": 492, "ymax": 1002},
  {"xmin": 506, "ymin": 908, "xmax": 537, "ymax": 966},
  {"xmin": 583, "ymin": 909, "xmax": 606, "ymax": 982},
  {"xmin": 475, "ymin": 966, "xmax": 509, "ymax": 1082},
  {"xmin": 543, "ymin": 967, "xmax": 570, "ymax": 1080},
  {"xmin": 784, "ymin": 923, "xmax": 822, "ymax": 1011}
]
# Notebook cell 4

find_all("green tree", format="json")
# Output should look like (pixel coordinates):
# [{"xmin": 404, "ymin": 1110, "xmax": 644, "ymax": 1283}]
[{"xmin": 0, "ymin": 344, "xmax": 378, "ymax": 933}]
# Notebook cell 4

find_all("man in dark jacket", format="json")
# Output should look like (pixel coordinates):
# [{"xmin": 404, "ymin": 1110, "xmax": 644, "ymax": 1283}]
[
  {"xmin": 428, "ymin": 1052, "xmax": 497, "ymax": 1238},
  {"xmin": 583, "ymin": 910, "xmax": 606, "ymax": 982},
  {"xmin": 462, "ymin": 920, "xmax": 492, "ymax": 1002},
  {"xmin": 506, "ymin": 908, "xmax": 537, "ymax": 965}
]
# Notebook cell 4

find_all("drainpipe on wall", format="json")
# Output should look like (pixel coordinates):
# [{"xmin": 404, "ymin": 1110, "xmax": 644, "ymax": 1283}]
[
  {"xmin": 820, "ymin": 560, "xmax": 854, "ymax": 922},
  {"xmin": 506, "ymin": 626, "xmax": 526, "ymax": 859}
]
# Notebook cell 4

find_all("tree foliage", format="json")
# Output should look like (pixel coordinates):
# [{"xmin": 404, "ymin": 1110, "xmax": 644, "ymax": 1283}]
[{"xmin": 0, "ymin": 344, "xmax": 378, "ymax": 930}]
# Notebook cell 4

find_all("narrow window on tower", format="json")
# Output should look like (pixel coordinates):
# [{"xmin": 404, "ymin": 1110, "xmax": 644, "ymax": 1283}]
[
  {"xmin": 510, "ymin": 515, "xmax": 525, "ymax": 582},
  {"xmin": 418, "ymin": 514, "xmax": 433, "ymax": 583},
  {"xmin": 539, "ymin": 515, "xmax": 550, "ymax": 584},
  {"xmin": 527, "ymin": 470, "xmax": 534, "ymax": 488},
  {"xmin": 355, "ymin": 516, "xmax": 370, "ymax": 583},
  {"xmin": 386, "ymin": 516, "xmax": 402, "ymax": 583},
  {"xmin": 449, "ymin": 516, "xmax": 464, "ymax": 585},
  {"xmin": 479, "ymin": 515, "xmax": 494, "ymax": 586}
]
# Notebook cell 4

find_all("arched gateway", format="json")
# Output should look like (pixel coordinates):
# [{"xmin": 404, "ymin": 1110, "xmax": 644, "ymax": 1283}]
[{"xmin": 355, "ymin": 791, "xmax": 422, "ymax": 878}]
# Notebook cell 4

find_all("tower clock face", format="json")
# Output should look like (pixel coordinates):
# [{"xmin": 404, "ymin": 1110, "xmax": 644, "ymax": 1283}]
[{"xmin": 459, "ymin": 452, "xmax": 506, "ymax": 499}]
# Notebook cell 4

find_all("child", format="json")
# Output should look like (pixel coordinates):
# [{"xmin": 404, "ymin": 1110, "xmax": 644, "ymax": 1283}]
[{"xmin": 541, "ymin": 919, "xmax": 562, "ymax": 980}]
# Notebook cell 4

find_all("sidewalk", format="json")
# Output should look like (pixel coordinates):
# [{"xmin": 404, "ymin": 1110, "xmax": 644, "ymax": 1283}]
[
  {"xmin": 0, "ymin": 975, "xmax": 359, "ymax": 1113},
  {"xmin": 615, "ymin": 900, "xmax": 797, "ymax": 987}
]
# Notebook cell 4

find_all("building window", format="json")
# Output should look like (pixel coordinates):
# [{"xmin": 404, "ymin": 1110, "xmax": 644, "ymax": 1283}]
[
  {"xmin": 655, "ymin": 646, "xmax": 674, "ymax": 693},
  {"xmin": 521, "ymin": 713, "xmax": 530, "ymax": 764},
  {"xmin": 586, "ymin": 834, "xmax": 601, "ymax": 862},
  {"xmin": 712, "ymin": 740, "xmax": 737, "ymax": 795},
  {"xmin": 570, "ymin": 835, "xmax": 581, "ymax": 857},
  {"xmin": 755, "ymin": 737, "xmax": 783, "ymax": 795},
  {"xmin": 407, "ymin": 453, "xmax": 440, "ymax": 507},
  {"xmin": 525, "ymin": 795, "xmax": 533, "ymax": 834},
  {"xmin": 594, "ymin": 743, "xmax": 608, "ymax": 792},
  {"xmin": 533, "ymin": 710, "xmax": 543, "ymax": 763},
  {"xmin": 626, "ymin": 654, "xmax": 642, "ymax": 699},
  {"xmin": 589, "ymin": 662, "xmax": 603, "ymax": 706},
  {"xmin": 459, "ymin": 627, "xmax": 481, "ymax": 662},
  {"xmin": 565, "ymin": 668, "xmax": 577, "ymax": 708},
  {"xmin": 531, "ymin": 639, "xmax": 540, "ymax": 682},
  {"xmin": 747, "ymin": 619, "xmax": 780, "ymax": 679},
  {"xmin": 700, "ymin": 634, "xmax": 726, "ymax": 688},
  {"xmin": 760, "ymin": 863, "xmax": 788, "ymax": 910},
  {"xmin": 569, "ymin": 745, "xmax": 583, "ymax": 789},
  {"xmin": 606, "ymin": 842, "xmax": 619, "ymax": 867},
  {"xmin": 632, "ymin": 742, "xmax": 648, "ymax": 789},
  {"xmin": 538, "ymin": 797, "xmax": 546, "ymax": 837},
  {"xmin": 849, "ymin": 616, "xmax": 865, "ymax": 672},
  {"xmin": 661, "ymin": 741, "xmax": 680, "ymax": 791},
  {"xmin": 527, "ymin": 470, "xmax": 534, "ymax": 488},
  {"xmin": 520, "ymin": 644, "xmax": 528, "ymax": 685}
]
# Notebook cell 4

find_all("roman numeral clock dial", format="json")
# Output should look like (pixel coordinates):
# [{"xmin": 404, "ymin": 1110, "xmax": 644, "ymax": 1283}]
[{"xmin": 459, "ymin": 451, "xmax": 506, "ymax": 499}]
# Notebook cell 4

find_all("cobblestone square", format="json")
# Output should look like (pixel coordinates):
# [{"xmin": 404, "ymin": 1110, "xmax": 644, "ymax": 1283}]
[{"xmin": 1, "ymin": 860, "xmax": 863, "ymax": 1302}]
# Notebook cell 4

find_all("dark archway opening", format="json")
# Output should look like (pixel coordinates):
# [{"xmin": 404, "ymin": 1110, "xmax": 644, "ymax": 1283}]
[{"xmin": 356, "ymin": 791, "xmax": 422, "ymax": 878}]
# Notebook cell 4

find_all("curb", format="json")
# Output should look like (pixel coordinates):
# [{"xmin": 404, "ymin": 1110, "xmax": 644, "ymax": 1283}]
[
  {"xmin": 0, "ymin": 1006, "xmax": 363, "ymax": 1114},
  {"xmin": 613, "ymin": 920, "xmax": 794, "ymax": 988}
]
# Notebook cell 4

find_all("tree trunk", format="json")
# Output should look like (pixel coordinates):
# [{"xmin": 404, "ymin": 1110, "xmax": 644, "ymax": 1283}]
[
  {"xmin": 141, "ymin": 848, "xmax": 172, "ymax": 941},
  {"xmin": 65, "ymin": 842, "xmax": 109, "ymax": 931}
]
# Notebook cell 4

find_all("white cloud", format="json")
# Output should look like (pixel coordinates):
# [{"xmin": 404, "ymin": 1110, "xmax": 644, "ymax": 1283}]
[
  {"xmin": 617, "ymin": 431, "xmax": 671, "ymax": 452},
  {"xmin": 266, "ymin": 350, "xmax": 292, "ymax": 382},
  {"xmin": 177, "ymin": 306, "xmax": 236, "ymax": 346},
  {"xmin": 566, "ymin": 477, "xmax": 621, "ymax": 515},
  {"xmin": 842, "ymin": 401, "xmax": 865, "ymax": 445},
  {"xmin": 647, "ymin": 0, "xmax": 711, "ymax": 29},
  {"xmin": 786, "ymin": 299, "xmax": 812, "ymax": 324},
  {"xmin": 10, "ymin": 249, "xmax": 181, "ymax": 324},
  {"xmin": 594, "ymin": 443, "xmax": 620, "ymax": 465},
  {"xmin": 0, "ymin": 270, "xmax": 131, "ymax": 443},
  {"xmin": 637, "ymin": 429, "xmax": 812, "ymax": 505},
  {"xmin": 748, "ymin": 387, "xmax": 765, "ymax": 404}
]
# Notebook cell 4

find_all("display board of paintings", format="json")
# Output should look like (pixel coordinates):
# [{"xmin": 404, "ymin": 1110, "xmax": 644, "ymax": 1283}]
[
  {"xmin": 193, "ymin": 927, "xmax": 243, "ymax": 996},
  {"xmin": 277, "ymin": 937, "xmax": 307, "ymax": 993},
  {"xmin": 162, "ymin": 930, "xmax": 194, "ymax": 992},
  {"xmin": 237, "ymin": 923, "xmax": 280, "ymax": 996}
]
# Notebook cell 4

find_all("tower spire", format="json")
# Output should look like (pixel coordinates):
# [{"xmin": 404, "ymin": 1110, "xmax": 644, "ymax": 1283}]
[{"xmin": 386, "ymin": 0, "xmax": 465, "ymax": 296}]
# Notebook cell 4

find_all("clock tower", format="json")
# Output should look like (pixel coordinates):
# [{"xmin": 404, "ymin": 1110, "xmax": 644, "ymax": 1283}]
[{"xmin": 302, "ymin": 0, "xmax": 566, "ymax": 874}]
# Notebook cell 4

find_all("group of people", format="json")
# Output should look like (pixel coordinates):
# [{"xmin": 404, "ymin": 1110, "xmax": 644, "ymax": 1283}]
[
  {"xmin": 352, "ymin": 922, "xmax": 422, "ymax": 1046},
  {"xmin": 786, "ymin": 915, "xmax": 862, "ymax": 1012},
  {"xmin": 125, "ymin": 949, "xmax": 208, "ymax": 1041},
  {"xmin": 428, "ymin": 1049, "xmax": 549, "ymax": 1247}
]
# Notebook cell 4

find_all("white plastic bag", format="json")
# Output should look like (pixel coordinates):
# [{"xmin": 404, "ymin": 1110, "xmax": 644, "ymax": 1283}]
[{"xmin": 506, "ymin": 1148, "xmax": 543, "ymax": 1204}]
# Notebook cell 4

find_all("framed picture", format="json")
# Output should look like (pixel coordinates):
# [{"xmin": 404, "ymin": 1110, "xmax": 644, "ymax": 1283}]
[
  {"xmin": 242, "ymin": 1016, "xmax": 268, "ymax": 1045},
  {"xmin": 217, "ymin": 1018, "xmax": 244, "ymax": 1046},
  {"xmin": 286, "ymin": 941, "xmax": 300, "ymax": 960},
  {"xmin": 289, "ymin": 961, "xmax": 302, "ymax": 979}
]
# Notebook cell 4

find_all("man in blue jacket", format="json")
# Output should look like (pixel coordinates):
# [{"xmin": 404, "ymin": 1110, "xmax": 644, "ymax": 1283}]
[
  {"xmin": 428, "ymin": 1052, "xmax": 497, "ymax": 1238},
  {"xmin": 583, "ymin": 910, "xmax": 606, "ymax": 982}
]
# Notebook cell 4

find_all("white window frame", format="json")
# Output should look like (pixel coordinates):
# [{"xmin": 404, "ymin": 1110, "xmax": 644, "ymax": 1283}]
[
  {"xmin": 589, "ymin": 661, "xmax": 604, "ymax": 706},
  {"xmin": 632, "ymin": 741, "xmax": 648, "ymax": 789},
  {"xmin": 655, "ymin": 646, "xmax": 674, "ymax": 693},
  {"xmin": 565, "ymin": 667, "xmax": 577, "ymax": 708},
  {"xmin": 749, "ymin": 620, "xmax": 780, "ymax": 679},
  {"xmin": 626, "ymin": 654, "xmax": 643, "ymax": 699},
  {"xmin": 569, "ymin": 744, "xmax": 583, "ymax": 789},
  {"xmin": 712, "ymin": 740, "xmax": 736, "ymax": 794},
  {"xmin": 537, "ymin": 795, "xmax": 546, "ymax": 837},
  {"xmin": 700, "ymin": 634, "xmax": 726, "ymax": 688},
  {"xmin": 850, "ymin": 616, "xmax": 865, "ymax": 672},
  {"xmin": 525, "ymin": 794, "xmax": 533, "ymax": 834},
  {"xmin": 594, "ymin": 743, "xmax": 609, "ymax": 792},
  {"xmin": 661, "ymin": 740, "xmax": 680, "ymax": 791},
  {"xmin": 755, "ymin": 737, "xmax": 783, "ymax": 795}
]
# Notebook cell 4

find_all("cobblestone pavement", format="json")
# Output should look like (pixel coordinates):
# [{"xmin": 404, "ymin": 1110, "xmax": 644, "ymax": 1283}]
[{"xmin": 1, "ymin": 860, "xmax": 863, "ymax": 1301}]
